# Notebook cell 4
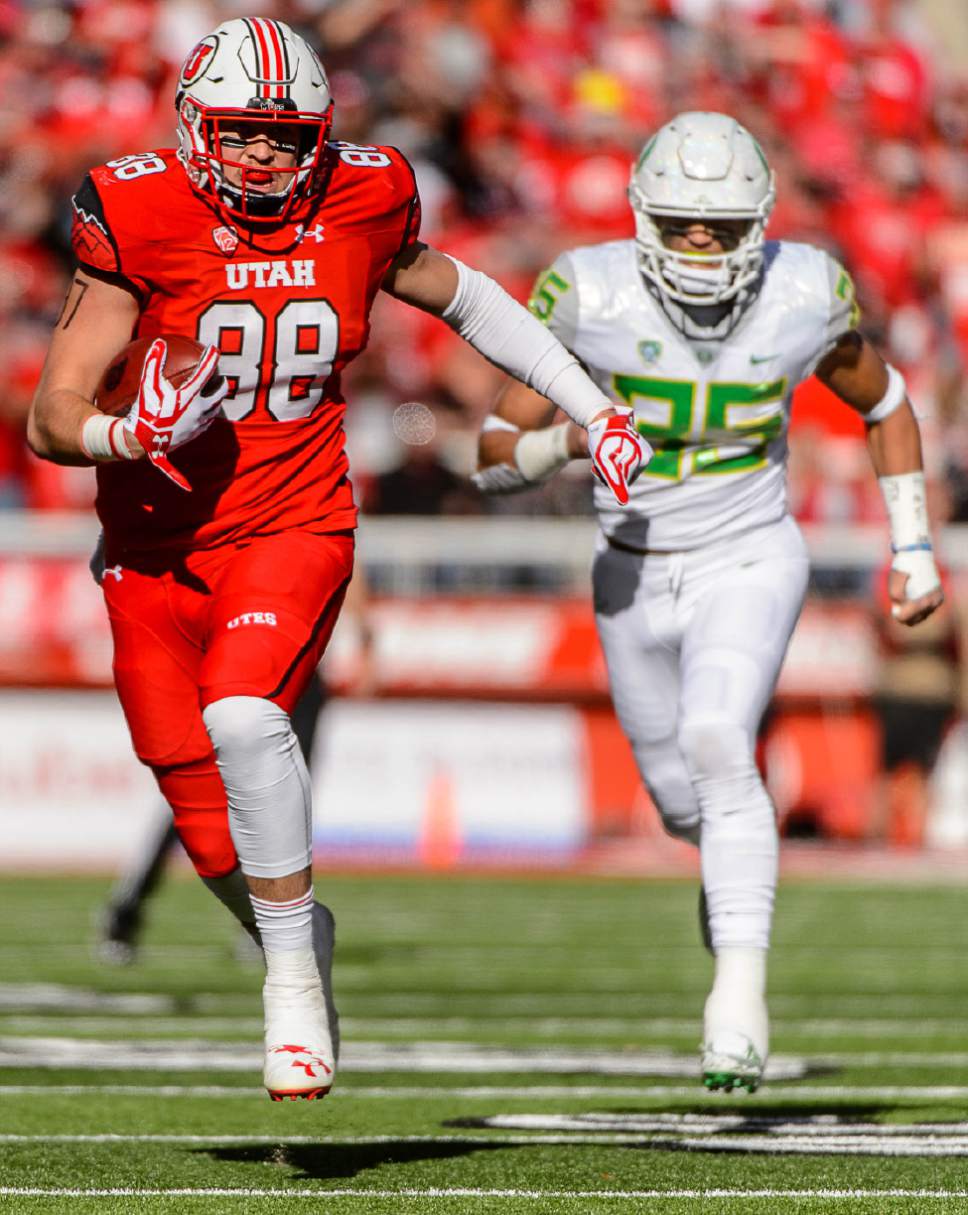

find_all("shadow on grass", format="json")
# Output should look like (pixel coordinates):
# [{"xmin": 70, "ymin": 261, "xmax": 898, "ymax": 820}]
[{"xmin": 200, "ymin": 1138, "xmax": 511, "ymax": 1180}]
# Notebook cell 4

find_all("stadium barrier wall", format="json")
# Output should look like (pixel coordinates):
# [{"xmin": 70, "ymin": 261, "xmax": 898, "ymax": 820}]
[{"xmin": 0, "ymin": 515, "xmax": 965, "ymax": 867}]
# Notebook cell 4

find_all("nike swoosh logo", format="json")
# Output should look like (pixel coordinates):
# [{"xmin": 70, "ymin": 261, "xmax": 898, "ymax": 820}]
[{"xmin": 750, "ymin": 354, "xmax": 778, "ymax": 364}]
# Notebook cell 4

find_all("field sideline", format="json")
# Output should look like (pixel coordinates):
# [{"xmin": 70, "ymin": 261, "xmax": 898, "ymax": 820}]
[{"xmin": 2, "ymin": 871, "xmax": 968, "ymax": 1214}]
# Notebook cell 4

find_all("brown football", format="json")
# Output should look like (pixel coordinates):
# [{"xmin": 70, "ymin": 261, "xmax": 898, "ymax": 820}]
[{"xmin": 95, "ymin": 335, "xmax": 222, "ymax": 416}]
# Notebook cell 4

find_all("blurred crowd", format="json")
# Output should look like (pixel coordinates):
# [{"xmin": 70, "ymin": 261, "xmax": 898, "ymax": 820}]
[{"xmin": 0, "ymin": 0, "xmax": 966, "ymax": 524}]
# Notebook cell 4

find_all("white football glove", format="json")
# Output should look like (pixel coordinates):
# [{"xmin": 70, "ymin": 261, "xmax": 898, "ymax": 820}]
[
  {"xmin": 587, "ymin": 411, "xmax": 652, "ymax": 506},
  {"xmin": 124, "ymin": 339, "xmax": 227, "ymax": 491}
]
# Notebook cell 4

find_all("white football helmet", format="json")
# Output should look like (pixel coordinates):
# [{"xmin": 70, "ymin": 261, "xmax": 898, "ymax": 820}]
[
  {"xmin": 629, "ymin": 112, "xmax": 775, "ymax": 315},
  {"xmin": 175, "ymin": 17, "xmax": 333, "ymax": 223}
]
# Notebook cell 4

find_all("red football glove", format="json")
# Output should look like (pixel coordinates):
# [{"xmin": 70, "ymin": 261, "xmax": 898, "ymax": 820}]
[
  {"xmin": 123, "ymin": 339, "xmax": 227, "ymax": 491},
  {"xmin": 587, "ymin": 411, "xmax": 652, "ymax": 506}
]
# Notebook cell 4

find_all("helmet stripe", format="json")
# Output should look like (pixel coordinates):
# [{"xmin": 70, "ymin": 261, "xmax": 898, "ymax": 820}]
[
  {"xmin": 268, "ymin": 20, "xmax": 291, "ymax": 98},
  {"xmin": 255, "ymin": 18, "xmax": 284, "ymax": 98},
  {"xmin": 248, "ymin": 18, "xmax": 279, "ymax": 98}
]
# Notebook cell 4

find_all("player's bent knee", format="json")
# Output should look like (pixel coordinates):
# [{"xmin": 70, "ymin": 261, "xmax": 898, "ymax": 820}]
[
  {"xmin": 202, "ymin": 695, "xmax": 292, "ymax": 760},
  {"xmin": 152, "ymin": 755, "xmax": 236, "ymax": 880},
  {"xmin": 176, "ymin": 812, "xmax": 238, "ymax": 879},
  {"xmin": 678, "ymin": 718, "xmax": 755, "ymax": 783},
  {"xmin": 657, "ymin": 809, "xmax": 701, "ymax": 844}
]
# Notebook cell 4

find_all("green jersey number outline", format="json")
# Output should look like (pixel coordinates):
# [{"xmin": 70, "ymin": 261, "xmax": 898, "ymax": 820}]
[
  {"xmin": 612, "ymin": 374, "xmax": 788, "ymax": 480},
  {"xmin": 834, "ymin": 267, "xmax": 861, "ymax": 330},
  {"xmin": 528, "ymin": 269, "xmax": 571, "ymax": 324}
]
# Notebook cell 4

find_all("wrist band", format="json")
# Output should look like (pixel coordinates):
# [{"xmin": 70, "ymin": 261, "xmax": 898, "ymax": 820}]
[
  {"xmin": 81, "ymin": 414, "xmax": 136, "ymax": 462},
  {"xmin": 514, "ymin": 424, "xmax": 572, "ymax": 483},
  {"xmin": 864, "ymin": 363, "xmax": 907, "ymax": 424}
]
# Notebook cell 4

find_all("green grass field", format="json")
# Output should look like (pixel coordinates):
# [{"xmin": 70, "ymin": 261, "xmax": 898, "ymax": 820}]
[{"xmin": 2, "ymin": 871, "xmax": 968, "ymax": 1213}]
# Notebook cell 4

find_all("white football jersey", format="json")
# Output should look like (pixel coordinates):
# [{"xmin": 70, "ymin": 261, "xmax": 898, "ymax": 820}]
[{"xmin": 529, "ymin": 239, "xmax": 859, "ymax": 549}]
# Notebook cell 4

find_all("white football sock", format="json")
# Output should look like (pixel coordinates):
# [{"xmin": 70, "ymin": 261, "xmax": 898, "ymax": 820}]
[
  {"xmin": 250, "ymin": 888, "xmax": 315, "ymax": 960},
  {"xmin": 703, "ymin": 945, "xmax": 769, "ymax": 1059}
]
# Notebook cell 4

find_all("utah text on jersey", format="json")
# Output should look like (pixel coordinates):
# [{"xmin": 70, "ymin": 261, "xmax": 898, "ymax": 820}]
[{"xmin": 225, "ymin": 260, "xmax": 316, "ymax": 290}]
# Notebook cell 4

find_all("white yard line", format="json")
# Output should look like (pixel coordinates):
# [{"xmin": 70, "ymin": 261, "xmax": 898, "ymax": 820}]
[
  {"xmin": 0, "ymin": 1038, "xmax": 811, "ymax": 1077},
  {"xmin": 8, "ymin": 1083, "xmax": 968, "ymax": 1100},
  {"xmin": 3, "ymin": 1035, "xmax": 968, "ymax": 1073},
  {"xmin": 1, "ymin": 1187, "xmax": 967, "ymax": 1200},
  {"xmin": 2, "ymin": 1014, "xmax": 964, "ymax": 1039},
  {"xmin": 0, "ymin": 1133, "xmax": 818, "ymax": 1145}
]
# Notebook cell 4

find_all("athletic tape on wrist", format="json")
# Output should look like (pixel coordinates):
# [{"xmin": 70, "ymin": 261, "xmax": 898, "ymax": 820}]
[
  {"xmin": 863, "ymin": 363, "xmax": 907, "ymax": 424},
  {"xmin": 514, "ymin": 424, "xmax": 572, "ymax": 483},
  {"xmin": 80, "ymin": 414, "xmax": 136, "ymax": 461},
  {"xmin": 878, "ymin": 470, "xmax": 932, "ymax": 552}
]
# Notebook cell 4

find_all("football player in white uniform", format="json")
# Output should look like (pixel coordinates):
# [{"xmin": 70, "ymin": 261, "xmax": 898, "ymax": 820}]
[{"xmin": 474, "ymin": 112, "xmax": 944, "ymax": 1093}]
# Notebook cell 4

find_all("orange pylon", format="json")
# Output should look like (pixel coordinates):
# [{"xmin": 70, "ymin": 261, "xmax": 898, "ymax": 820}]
[{"xmin": 418, "ymin": 766, "xmax": 461, "ymax": 870}]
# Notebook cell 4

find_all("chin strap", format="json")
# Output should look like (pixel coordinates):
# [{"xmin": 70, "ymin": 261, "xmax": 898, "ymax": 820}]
[{"xmin": 641, "ymin": 265, "xmax": 760, "ymax": 342}]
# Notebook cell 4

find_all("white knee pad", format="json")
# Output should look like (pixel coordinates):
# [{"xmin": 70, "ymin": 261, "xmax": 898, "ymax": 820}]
[
  {"xmin": 677, "ymin": 717, "xmax": 753, "ymax": 786},
  {"xmin": 203, "ymin": 695, "xmax": 313, "ymax": 880}
]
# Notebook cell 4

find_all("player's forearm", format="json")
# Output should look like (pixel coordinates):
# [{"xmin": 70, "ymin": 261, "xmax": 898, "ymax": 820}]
[
  {"xmin": 28, "ymin": 388, "xmax": 140, "ymax": 466},
  {"xmin": 866, "ymin": 399, "xmax": 940, "ymax": 610},
  {"xmin": 865, "ymin": 399, "xmax": 925, "ymax": 478},
  {"xmin": 474, "ymin": 417, "xmax": 587, "ymax": 494},
  {"xmin": 28, "ymin": 388, "xmax": 101, "ymax": 465},
  {"xmin": 439, "ymin": 257, "xmax": 613, "ymax": 428},
  {"xmin": 478, "ymin": 425, "xmax": 520, "ymax": 471}
]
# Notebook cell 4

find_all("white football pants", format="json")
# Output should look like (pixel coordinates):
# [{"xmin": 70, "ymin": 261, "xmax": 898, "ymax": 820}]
[{"xmin": 593, "ymin": 514, "xmax": 809, "ymax": 951}]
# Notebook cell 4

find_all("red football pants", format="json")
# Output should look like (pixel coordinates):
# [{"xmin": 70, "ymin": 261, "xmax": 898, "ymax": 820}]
[{"xmin": 103, "ymin": 530, "xmax": 354, "ymax": 877}]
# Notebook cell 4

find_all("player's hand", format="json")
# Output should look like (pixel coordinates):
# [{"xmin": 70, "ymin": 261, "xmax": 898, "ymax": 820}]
[
  {"xmin": 888, "ymin": 549, "xmax": 944, "ymax": 626},
  {"xmin": 587, "ymin": 411, "xmax": 652, "ymax": 506},
  {"xmin": 124, "ymin": 339, "xmax": 227, "ymax": 491}
]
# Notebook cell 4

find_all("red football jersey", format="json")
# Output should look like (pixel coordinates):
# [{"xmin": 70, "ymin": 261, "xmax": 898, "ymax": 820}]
[{"xmin": 71, "ymin": 144, "xmax": 421, "ymax": 558}]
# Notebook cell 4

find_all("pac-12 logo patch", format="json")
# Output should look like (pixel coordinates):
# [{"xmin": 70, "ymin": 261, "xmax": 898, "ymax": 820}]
[
  {"xmin": 638, "ymin": 340, "xmax": 662, "ymax": 366},
  {"xmin": 181, "ymin": 38, "xmax": 217, "ymax": 86},
  {"xmin": 212, "ymin": 225, "xmax": 239, "ymax": 254}
]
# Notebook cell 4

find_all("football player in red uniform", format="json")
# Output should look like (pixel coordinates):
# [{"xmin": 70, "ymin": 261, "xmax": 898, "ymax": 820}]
[{"xmin": 28, "ymin": 17, "xmax": 651, "ymax": 1101}]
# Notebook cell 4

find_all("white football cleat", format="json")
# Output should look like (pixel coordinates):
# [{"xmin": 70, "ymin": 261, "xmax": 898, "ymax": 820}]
[
  {"xmin": 262, "ymin": 908, "xmax": 339, "ymax": 1102},
  {"xmin": 701, "ymin": 1030, "xmax": 764, "ymax": 1094},
  {"xmin": 264, "ymin": 1038, "xmax": 334, "ymax": 1101}
]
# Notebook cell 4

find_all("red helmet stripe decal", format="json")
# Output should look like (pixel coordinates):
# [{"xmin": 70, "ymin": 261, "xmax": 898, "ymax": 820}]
[
  {"xmin": 250, "ymin": 19, "xmax": 275, "ymax": 97},
  {"xmin": 264, "ymin": 20, "xmax": 288, "ymax": 98},
  {"xmin": 269, "ymin": 20, "xmax": 292, "ymax": 97},
  {"xmin": 252, "ymin": 17, "xmax": 284, "ymax": 99}
]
